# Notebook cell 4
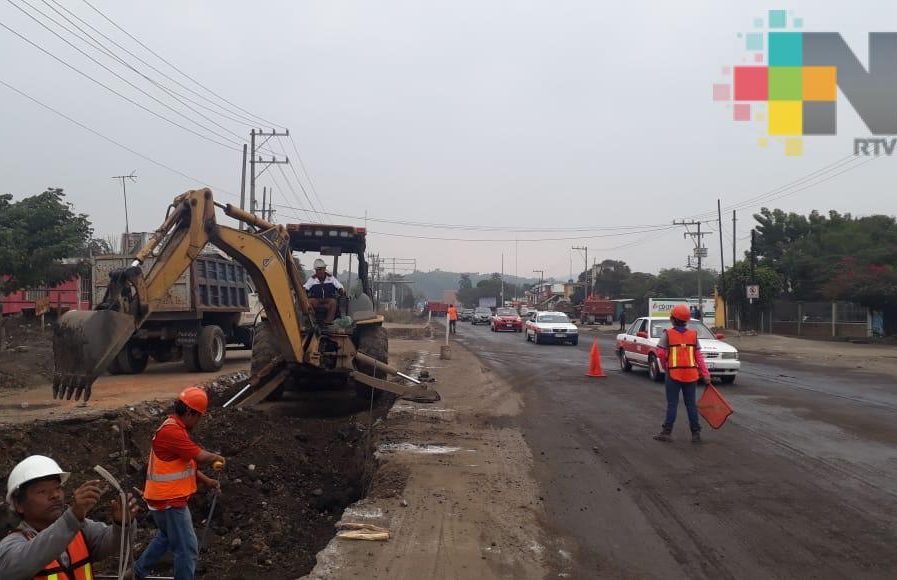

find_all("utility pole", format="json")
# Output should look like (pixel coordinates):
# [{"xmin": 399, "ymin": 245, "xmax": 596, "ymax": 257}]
[
  {"xmin": 261, "ymin": 187, "xmax": 267, "ymax": 221},
  {"xmin": 674, "ymin": 220, "xmax": 712, "ymax": 318},
  {"xmin": 249, "ymin": 129, "xmax": 289, "ymax": 217},
  {"xmin": 732, "ymin": 210, "xmax": 737, "ymax": 267},
  {"xmin": 111, "ymin": 171, "xmax": 136, "ymax": 235},
  {"xmin": 718, "ymin": 199, "xmax": 727, "ymax": 327},
  {"xmin": 268, "ymin": 191, "xmax": 274, "ymax": 222},
  {"xmin": 501, "ymin": 253, "xmax": 505, "ymax": 306},
  {"xmin": 750, "ymin": 229, "xmax": 757, "ymax": 331},
  {"xmin": 532, "ymin": 269, "xmax": 544, "ymax": 305},
  {"xmin": 239, "ymin": 144, "xmax": 248, "ymax": 230},
  {"xmin": 571, "ymin": 246, "xmax": 588, "ymax": 298}
]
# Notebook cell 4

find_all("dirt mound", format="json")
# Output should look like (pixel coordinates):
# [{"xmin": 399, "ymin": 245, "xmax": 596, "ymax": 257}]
[
  {"xmin": 0, "ymin": 396, "xmax": 382, "ymax": 577},
  {"xmin": 0, "ymin": 316, "xmax": 54, "ymax": 390}
]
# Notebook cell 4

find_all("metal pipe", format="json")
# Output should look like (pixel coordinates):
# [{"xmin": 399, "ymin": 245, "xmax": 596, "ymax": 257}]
[
  {"xmin": 222, "ymin": 383, "xmax": 252, "ymax": 408},
  {"xmin": 223, "ymin": 203, "xmax": 275, "ymax": 230}
]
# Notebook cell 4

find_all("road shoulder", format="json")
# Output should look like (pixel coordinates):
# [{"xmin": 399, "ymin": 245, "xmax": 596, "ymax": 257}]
[{"xmin": 304, "ymin": 337, "xmax": 548, "ymax": 580}]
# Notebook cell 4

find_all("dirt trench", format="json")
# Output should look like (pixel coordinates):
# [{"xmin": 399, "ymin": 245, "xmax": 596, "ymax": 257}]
[{"xmin": 0, "ymin": 378, "xmax": 391, "ymax": 578}]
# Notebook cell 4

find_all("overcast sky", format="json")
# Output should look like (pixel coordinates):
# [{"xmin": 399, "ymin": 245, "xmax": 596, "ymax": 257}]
[{"xmin": 2, "ymin": 1, "xmax": 896, "ymax": 281}]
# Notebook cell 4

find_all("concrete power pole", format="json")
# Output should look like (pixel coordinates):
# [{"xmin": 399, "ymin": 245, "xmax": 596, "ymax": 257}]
[
  {"xmin": 572, "ymin": 246, "xmax": 588, "ymax": 298},
  {"xmin": 249, "ymin": 129, "xmax": 289, "ymax": 217},
  {"xmin": 674, "ymin": 220, "xmax": 712, "ymax": 317},
  {"xmin": 111, "ymin": 171, "xmax": 137, "ymax": 235}
]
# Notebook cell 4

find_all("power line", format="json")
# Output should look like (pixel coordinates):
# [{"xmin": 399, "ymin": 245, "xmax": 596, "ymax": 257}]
[
  {"xmin": 286, "ymin": 135, "xmax": 329, "ymax": 216},
  {"xmin": 78, "ymin": 0, "xmax": 282, "ymax": 129},
  {"xmin": 0, "ymin": 9, "xmax": 241, "ymax": 150},
  {"xmin": 0, "ymin": 77, "xmax": 239, "ymax": 197},
  {"xmin": 274, "ymin": 136, "xmax": 324, "ymax": 220}
]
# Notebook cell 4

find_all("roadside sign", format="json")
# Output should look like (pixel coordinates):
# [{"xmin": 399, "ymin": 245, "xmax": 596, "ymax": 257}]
[
  {"xmin": 746, "ymin": 284, "xmax": 760, "ymax": 300},
  {"xmin": 34, "ymin": 296, "xmax": 51, "ymax": 317}
]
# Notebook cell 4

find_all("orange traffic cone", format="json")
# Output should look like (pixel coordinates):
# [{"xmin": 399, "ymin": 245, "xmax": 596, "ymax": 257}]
[{"xmin": 586, "ymin": 339, "xmax": 606, "ymax": 378}]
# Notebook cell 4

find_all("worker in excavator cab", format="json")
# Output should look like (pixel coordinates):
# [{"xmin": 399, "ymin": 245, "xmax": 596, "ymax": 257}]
[
  {"xmin": 304, "ymin": 258, "xmax": 345, "ymax": 323},
  {"xmin": 134, "ymin": 387, "xmax": 225, "ymax": 580},
  {"xmin": 653, "ymin": 304, "xmax": 712, "ymax": 444},
  {"xmin": 0, "ymin": 455, "xmax": 138, "ymax": 580}
]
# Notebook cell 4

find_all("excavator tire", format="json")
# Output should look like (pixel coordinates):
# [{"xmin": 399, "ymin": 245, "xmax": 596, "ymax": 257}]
[
  {"xmin": 196, "ymin": 325, "xmax": 226, "ymax": 372},
  {"xmin": 250, "ymin": 321, "xmax": 285, "ymax": 401},
  {"xmin": 354, "ymin": 325, "xmax": 389, "ymax": 401}
]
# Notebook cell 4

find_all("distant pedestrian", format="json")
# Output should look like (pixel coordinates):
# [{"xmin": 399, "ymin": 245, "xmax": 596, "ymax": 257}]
[
  {"xmin": 653, "ymin": 304, "xmax": 712, "ymax": 444},
  {"xmin": 619, "ymin": 310, "xmax": 627, "ymax": 331},
  {"xmin": 447, "ymin": 304, "xmax": 458, "ymax": 334}
]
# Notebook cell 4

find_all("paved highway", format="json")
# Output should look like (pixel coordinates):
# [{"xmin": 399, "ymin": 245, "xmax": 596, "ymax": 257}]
[{"xmin": 454, "ymin": 322, "xmax": 897, "ymax": 579}]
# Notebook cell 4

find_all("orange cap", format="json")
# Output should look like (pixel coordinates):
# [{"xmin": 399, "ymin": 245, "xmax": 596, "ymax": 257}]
[
  {"xmin": 671, "ymin": 304, "xmax": 691, "ymax": 322},
  {"xmin": 178, "ymin": 386, "xmax": 208, "ymax": 414}
]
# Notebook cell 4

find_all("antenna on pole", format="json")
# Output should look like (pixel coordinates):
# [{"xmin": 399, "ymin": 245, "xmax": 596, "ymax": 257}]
[{"xmin": 111, "ymin": 171, "xmax": 137, "ymax": 234}]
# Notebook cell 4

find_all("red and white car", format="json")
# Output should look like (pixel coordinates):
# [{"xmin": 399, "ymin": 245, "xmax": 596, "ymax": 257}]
[
  {"xmin": 615, "ymin": 317, "xmax": 740, "ymax": 383},
  {"xmin": 491, "ymin": 307, "xmax": 523, "ymax": 332}
]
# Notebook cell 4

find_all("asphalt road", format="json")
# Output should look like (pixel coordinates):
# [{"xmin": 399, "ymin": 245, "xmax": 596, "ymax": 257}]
[{"xmin": 453, "ymin": 323, "xmax": 897, "ymax": 579}]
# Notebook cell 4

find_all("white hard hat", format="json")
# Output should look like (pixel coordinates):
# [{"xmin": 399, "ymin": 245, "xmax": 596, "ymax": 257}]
[
  {"xmin": 313, "ymin": 259, "xmax": 327, "ymax": 269},
  {"xmin": 6, "ymin": 455, "xmax": 69, "ymax": 507}
]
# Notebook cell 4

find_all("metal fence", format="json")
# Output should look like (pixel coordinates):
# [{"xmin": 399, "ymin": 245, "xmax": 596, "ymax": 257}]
[{"xmin": 770, "ymin": 300, "xmax": 870, "ymax": 338}]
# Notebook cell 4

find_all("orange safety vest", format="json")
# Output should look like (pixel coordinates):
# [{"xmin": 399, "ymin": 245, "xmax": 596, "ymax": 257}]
[
  {"xmin": 18, "ymin": 529, "xmax": 93, "ymax": 580},
  {"xmin": 143, "ymin": 417, "xmax": 198, "ymax": 502},
  {"xmin": 666, "ymin": 328, "xmax": 700, "ymax": 383},
  {"xmin": 447, "ymin": 307, "xmax": 458, "ymax": 321}
]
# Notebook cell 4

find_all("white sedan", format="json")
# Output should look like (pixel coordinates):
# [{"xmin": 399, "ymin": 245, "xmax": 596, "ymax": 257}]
[
  {"xmin": 616, "ymin": 317, "xmax": 740, "ymax": 383},
  {"xmin": 525, "ymin": 311, "xmax": 579, "ymax": 346}
]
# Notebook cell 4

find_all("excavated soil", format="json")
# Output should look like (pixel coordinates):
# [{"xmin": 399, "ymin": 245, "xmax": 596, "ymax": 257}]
[
  {"xmin": 0, "ymin": 317, "xmax": 54, "ymax": 389},
  {"xmin": 0, "ymin": 376, "xmax": 391, "ymax": 578}
]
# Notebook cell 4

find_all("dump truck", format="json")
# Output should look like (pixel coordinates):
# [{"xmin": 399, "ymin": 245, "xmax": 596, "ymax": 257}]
[
  {"xmin": 93, "ymin": 253, "xmax": 257, "ymax": 374},
  {"xmin": 52, "ymin": 189, "xmax": 438, "ymax": 406},
  {"xmin": 581, "ymin": 296, "xmax": 615, "ymax": 325}
]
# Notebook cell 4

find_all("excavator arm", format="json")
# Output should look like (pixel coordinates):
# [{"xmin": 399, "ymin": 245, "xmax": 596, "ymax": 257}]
[{"xmin": 53, "ymin": 189, "xmax": 310, "ymax": 401}]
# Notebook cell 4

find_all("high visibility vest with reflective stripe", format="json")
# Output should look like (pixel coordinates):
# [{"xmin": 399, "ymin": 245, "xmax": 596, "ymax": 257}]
[
  {"xmin": 448, "ymin": 307, "xmax": 458, "ymax": 321},
  {"xmin": 143, "ymin": 417, "xmax": 197, "ymax": 501},
  {"xmin": 666, "ymin": 328, "xmax": 700, "ymax": 383},
  {"xmin": 19, "ymin": 529, "xmax": 93, "ymax": 580}
]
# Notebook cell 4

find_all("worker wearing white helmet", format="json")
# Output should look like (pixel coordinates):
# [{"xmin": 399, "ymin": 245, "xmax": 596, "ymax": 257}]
[
  {"xmin": 0, "ymin": 455, "xmax": 138, "ymax": 580},
  {"xmin": 303, "ymin": 257, "xmax": 345, "ymax": 323}
]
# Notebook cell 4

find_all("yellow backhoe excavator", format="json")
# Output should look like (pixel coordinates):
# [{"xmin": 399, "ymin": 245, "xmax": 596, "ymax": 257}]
[{"xmin": 52, "ymin": 188, "xmax": 438, "ymax": 405}]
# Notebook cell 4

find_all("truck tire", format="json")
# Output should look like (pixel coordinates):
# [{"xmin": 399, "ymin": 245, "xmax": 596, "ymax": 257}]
[
  {"xmin": 355, "ymin": 325, "xmax": 389, "ymax": 400},
  {"xmin": 183, "ymin": 345, "xmax": 202, "ymax": 372},
  {"xmin": 249, "ymin": 321, "xmax": 284, "ymax": 401},
  {"xmin": 196, "ymin": 325, "xmax": 226, "ymax": 372},
  {"xmin": 107, "ymin": 343, "xmax": 148, "ymax": 375}
]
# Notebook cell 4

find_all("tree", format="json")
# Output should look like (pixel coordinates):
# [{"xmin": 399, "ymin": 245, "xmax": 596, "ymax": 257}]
[
  {"xmin": 458, "ymin": 273, "xmax": 472, "ymax": 291},
  {"xmin": 0, "ymin": 189, "xmax": 92, "ymax": 294}
]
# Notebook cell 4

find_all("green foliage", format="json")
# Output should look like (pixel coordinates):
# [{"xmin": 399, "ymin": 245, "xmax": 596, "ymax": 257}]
[
  {"xmin": 0, "ymin": 188, "xmax": 92, "ymax": 294},
  {"xmin": 720, "ymin": 260, "xmax": 783, "ymax": 311},
  {"xmin": 751, "ymin": 207, "xmax": 897, "ymax": 307}
]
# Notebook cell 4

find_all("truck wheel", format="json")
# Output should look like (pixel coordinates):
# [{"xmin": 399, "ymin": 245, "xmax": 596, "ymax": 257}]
[
  {"xmin": 249, "ymin": 321, "xmax": 285, "ymax": 401},
  {"xmin": 108, "ymin": 343, "xmax": 148, "ymax": 375},
  {"xmin": 183, "ymin": 346, "xmax": 201, "ymax": 372},
  {"xmin": 355, "ymin": 325, "xmax": 389, "ymax": 400},
  {"xmin": 196, "ymin": 325, "xmax": 226, "ymax": 372}
]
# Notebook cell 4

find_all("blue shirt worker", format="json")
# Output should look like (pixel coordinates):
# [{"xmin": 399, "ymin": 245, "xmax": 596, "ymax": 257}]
[{"xmin": 304, "ymin": 258, "xmax": 345, "ymax": 323}]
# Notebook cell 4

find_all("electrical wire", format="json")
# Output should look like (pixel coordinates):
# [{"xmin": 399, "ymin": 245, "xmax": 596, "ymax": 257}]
[
  {"xmin": 287, "ymin": 134, "xmax": 329, "ymax": 216},
  {"xmin": 275, "ymin": 136, "xmax": 325, "ymax": 220},
  {"xmin": 0, "ymin": 77, "xmax": 240, "ymax": 197},
  {"xmin": 0, "ymin": 11, "xmax": 240, "ymax": 150},
  {"xmin": 79, "ymin": 0, "xmax": 282, "ymax": 129}
]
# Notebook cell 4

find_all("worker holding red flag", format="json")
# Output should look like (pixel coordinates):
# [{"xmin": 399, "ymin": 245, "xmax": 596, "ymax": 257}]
[{"xmin": 653, "ymin": 304, "xmax": 712, "ymax": 444}]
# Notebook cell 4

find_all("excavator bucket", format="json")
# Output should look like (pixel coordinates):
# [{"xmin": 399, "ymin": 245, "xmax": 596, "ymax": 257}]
[{"xmin": 53, "ymin": 309, "xmax": 136, "ymax": 401}]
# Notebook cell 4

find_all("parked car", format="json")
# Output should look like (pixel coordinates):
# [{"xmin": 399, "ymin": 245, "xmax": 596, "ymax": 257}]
[
  {"xmin": 615, "ymin": 317, "xmax": 740, "ymax": 384},
  {"xmin": 491, "ymin": 307, "xmax": 523, "ymax": 332},
  {"xmin": 459, "ymin": 308, "xmax": 475, "ymax": 321},
  {"xmin": 519, "ymin": 306, "xmax": 533, "ymax": 318},
  {"xmin": 472, "ymin": 307, "xmax": 493, "ymax": 325},
  {"xmin": 524, "ymin": 311, "xmax": 578, "ymax": 345}
]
